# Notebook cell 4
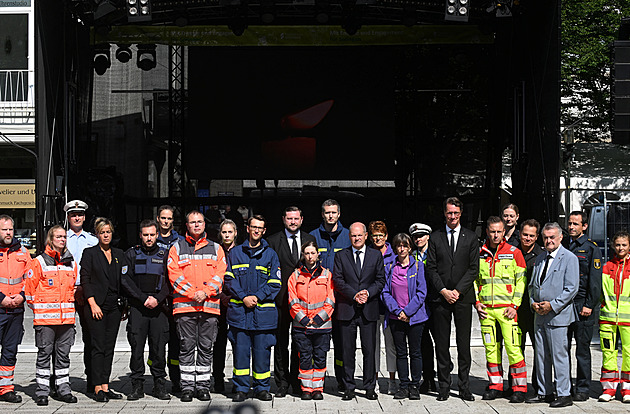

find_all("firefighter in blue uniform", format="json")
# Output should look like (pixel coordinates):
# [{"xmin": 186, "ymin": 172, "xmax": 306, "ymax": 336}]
[
  {"xmin": 155, "ymin": 205, "xmax": 184, "ymax": 393},
  {"xmin": 225, "ymin": 215, "xmax": 281, "ymax": 403},
  {"xmin": 121, "ymin": 219, "xmax": 171, "ymax": 401}
]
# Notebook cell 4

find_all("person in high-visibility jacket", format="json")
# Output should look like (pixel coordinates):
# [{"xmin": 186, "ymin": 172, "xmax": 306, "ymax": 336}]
[
  {"xmin": 225, "ymin": 215, "xmax": 281, "ymax": 403},
  {"xmin": 288, "ymin": 240, "xmax": 335, "ymax": 400},
  {"xmin": 0, "ymin": 214, "xmax": 31, "ymax": 404},
  {"xmin": 167, "ymin": 211, "xmax": 226, "ymax": 403},
  {"xmin": 598, "ymin": 230, "xmax": 630, "ymax": 403},
  {"xmin": 25, "ymin": 225, "xmax": 78, "ymax": 406},
  {"xmin": 474, "ymin": 216, "xmax": 527, "ymax": 403}
]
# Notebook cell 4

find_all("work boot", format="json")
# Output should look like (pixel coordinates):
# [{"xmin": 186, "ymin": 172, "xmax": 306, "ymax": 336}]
[
  {"xmin": 152, "ymin": 379, "xmax": 171, "ymax": 400},
  {"xmin": 127, "ymin": 381, "xmax": 144, "ymax": 401}
]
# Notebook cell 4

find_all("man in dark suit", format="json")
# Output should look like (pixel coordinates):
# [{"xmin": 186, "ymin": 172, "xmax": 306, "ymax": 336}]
[
  {"xmin": 425, "ymin": 197, "xmax": 479, "ymax": 402},
  {"xmin": 267, "ymin": 206, "xmax": 316, "ymax": 397},
  {"xmin": 332, "ymin": 222, "xmax": 386, "ymax": 401}
]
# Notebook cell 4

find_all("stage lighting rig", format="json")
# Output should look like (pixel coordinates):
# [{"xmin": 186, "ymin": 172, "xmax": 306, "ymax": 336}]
[
  {"xmin": 93, "ymin": 43, "xmax": 111, "ymax": 75},
  {"xmin": 127, "ymin": 0, "xmax": 152, "ymax": 22},
  {"xmin": 445, "ymin": 0, "xmax": 469, "ymax": 22},
  {"xmin": 137, "ymin": 44, "xmax": 157, "ymax": 71},
  {"xmin": 115, "ymin": 44, "xmax": 132, "ymax": 63}
]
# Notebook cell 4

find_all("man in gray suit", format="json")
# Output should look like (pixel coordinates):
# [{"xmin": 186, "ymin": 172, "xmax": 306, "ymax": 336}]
[{"xmin": 527, "ymin": 222, "xmax": 579, "ymax": 408}]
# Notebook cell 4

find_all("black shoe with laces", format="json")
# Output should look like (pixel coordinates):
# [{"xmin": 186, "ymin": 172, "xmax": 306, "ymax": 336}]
[
  {"xmin": 36, "ymin": 396, "xmax": 48, "ymax": 406},
  {"xmin": 233, "ymin": 391, "xmax": 247, "ymax": 402},
  {"xmin": 393, "ymin": 388, "xmax": 409, "ymax": 400},
  {"xmin": 180, "ymin": 390, "xmax": 193, "ymax": 402},
  {"xmin": 409, "ymin": 385, "xmax": 421, "ymax": 400}
]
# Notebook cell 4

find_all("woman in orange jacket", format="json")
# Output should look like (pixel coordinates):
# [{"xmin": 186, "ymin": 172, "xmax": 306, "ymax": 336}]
[
  {"xmin": 288, "ymin": 241, "xmax": 335, "ymax": 400},
  {"xmin": 25, "ymin": 225, "xmax": 78, "ymax": 406}
]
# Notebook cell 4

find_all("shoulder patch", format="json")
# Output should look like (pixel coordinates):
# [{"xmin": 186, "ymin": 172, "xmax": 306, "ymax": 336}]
[
  {"xmin": 509, "ymin": 246, "xmax": 516, "ymax": 251},
  {"xmin": 122, "ymin": 265, "xmax": 128, "ymax": 275},
  {"xmin": 594, "ymin": 259, "xmax": 601, "ymax": 270},
  {"xmin": 27, "ymin": 269, "xmax": 33, "ymax": 279}
]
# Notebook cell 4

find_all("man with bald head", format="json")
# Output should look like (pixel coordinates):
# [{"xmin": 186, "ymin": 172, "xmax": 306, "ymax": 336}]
[{"xmin": 332, "ymin": 222, "xmax": 386, "ymax": 401}]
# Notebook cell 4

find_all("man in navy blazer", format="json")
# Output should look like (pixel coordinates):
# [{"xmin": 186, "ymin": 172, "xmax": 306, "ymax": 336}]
[
  {"xmin": 527, "ymin": 222, "xmax": 579, "ymax": 408},
  {"xmin": 333, "ymin": 222, "xmax": 386, "ymax": 401}
]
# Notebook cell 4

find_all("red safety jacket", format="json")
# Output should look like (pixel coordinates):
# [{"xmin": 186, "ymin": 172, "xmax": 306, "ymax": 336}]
[
  {"xmin": 168, "ymin": 233, "xmax": 226, "ymax": 315},
  {"xmin": 25, "ymin": 246, "xmax": 77, "ymax": 325},
  {"xmin": 0, "ymin": 238, "xmax": 31, "ymax": 310},
  {"xmin": 288, "ymin": 263, "xmax": 335, "ymax": 331}
]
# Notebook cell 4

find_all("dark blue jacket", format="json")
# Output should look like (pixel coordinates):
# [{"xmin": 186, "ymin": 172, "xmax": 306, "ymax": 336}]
[
  {"xmin": 225, "ymin": 239, "xmax": 281, "ymax": 330},
  {"xmin": 157, "ymin": 230, "xmax": 184, "ymax": 250},
  {"xmin": 310, "ymin": 222, "xmax": 351, "ymax": 271},
  {"xmin": 381, "ymin": 255, "xmax": 429, "ymax": 327}
]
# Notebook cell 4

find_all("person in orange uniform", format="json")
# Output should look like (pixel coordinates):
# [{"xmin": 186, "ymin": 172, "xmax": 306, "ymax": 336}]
[
  {"xmin": 167, "ymin": 211, "xmax": 226, "ymax": 402},
  {"xmin": 25, "ymin": 225, "xmax": 78, "ymax": 406},
  {"xmin": 598, "ymin": 230, "xmax": 630, "ymax": 403},
  {"xmin": 288, "ymin": 241, "xmax": 335, "ymax": 400},
  {"xmin": 0, "ymin": 214, "xmax": 31, "ymax": 404}
]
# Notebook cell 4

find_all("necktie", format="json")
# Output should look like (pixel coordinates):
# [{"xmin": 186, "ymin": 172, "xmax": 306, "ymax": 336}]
[
  {"xmin": 540, "ymin": 254, "xmax": 551, "ymax": 284},
  {"xmin": 355, "ymin": 250, "xmax": 362, "ymax": 273},
  {"xmin": 450, "ymin": 229, "xmax": 455, "ymax": 255},
  {"xmin": 291, "ymin": 234, "xmax": 299, "ymax": 263}
]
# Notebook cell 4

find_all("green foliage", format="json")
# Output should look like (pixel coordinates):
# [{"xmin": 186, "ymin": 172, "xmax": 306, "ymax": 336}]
[{"xmin": 561, "ymin": 1, "xmax": 630, "ymax": 141}]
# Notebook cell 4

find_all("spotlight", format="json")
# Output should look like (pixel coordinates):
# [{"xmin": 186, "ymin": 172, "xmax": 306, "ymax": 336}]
[
  {"xmin": 445, "ymin": 0, "xmax": 468, "ymax": 22},
  {"xmin": 136, "ymin": 44, "xmax": 156, "ymax": 71},
  {"xmin": 115, "ymin": 44, "xmax": 132, "ymax": 63},
  {"xmin": 93, "ymin": 43, "xmax": 111, "ymax": 75},
  {"xmin": 127, "ymin": 0, "xmax": 152, "ymax": 22}
]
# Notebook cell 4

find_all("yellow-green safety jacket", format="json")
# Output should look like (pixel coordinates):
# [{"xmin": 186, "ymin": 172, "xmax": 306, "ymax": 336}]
[{"xmin": 600, "ymin": 256, "xmax": 630, "ymax": 326}]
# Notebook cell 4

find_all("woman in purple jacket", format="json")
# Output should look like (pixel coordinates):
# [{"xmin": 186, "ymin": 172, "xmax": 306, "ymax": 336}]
[{"xmin": 381, "ymin": 233, "xmax": 429, "ymax": 400}]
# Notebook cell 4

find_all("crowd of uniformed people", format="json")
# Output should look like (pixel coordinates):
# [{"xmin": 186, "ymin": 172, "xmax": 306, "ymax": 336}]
[{"xmin": 0, "ymin": 196, "xmax": 628, "ymax": 407}]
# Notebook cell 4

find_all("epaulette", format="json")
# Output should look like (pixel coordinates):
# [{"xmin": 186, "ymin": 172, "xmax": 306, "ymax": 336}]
[{"xmin": 587, "ymin": 239, "xmax": 598, "ymax": 247}]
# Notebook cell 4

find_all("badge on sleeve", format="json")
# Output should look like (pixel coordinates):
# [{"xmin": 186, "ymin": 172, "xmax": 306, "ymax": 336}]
[
  {"xmin": 594, "ymin": 259, "xmax": 601, "ymax": 270},
  {"xmin": 48, "ymin": 279, "xmax": 54, "ymax": 286},
  {"xmin": 27, "ymin": 269, "xmax": 33, "ymax": 279},
  {"xmin": 122, "ymin": 265, "xmax": 128, "ymax": 275}
]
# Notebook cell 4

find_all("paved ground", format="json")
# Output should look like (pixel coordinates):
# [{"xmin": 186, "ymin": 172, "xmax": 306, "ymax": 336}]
[{"xmin": 6, "ymin": 342, "xmax": 630, "ymax": 414}]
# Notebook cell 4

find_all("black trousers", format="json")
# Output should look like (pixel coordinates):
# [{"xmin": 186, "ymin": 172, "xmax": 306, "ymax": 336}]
[
  {"xmin": 391, "ymin": 320, "xmax": 425, "ymax": 389},
  {"xmin": 430, "ymin": 301, "xmax": 472, "ymax": 391},
  {"xmin": 274, "ymin": 305, "xmax": 300, "ymax": 391},
  {"xmin": 167, "ymin": 304, "xmax": 180, "ymax": 390},
  {"xmin": 213, "ymin": 306, "xmax": 228, "ymax": 382},
  {"xmin": 339, "ymin": 313, "xmax": 377, "ymax": 392},
  {"xmin": 567, "ymin": 310, "xmax": 597, "ymax": 394},
  {"xmin": 331, "ymin": 316, "xmax": 345, "ymax": 386},
  {"xmin": 127, "ymin": 306, "xmax": 169, "ymax": 382},
  {"xmin": 421, "ymin": 316, "xmax": 436, "ymax": 383},
  {"xmin": 76, "ymin": 303, "xmax": 94, "ymax": 389},
  {"xmin": 85, "ymin": 301, "xmax": 122, "ymax": 386}
]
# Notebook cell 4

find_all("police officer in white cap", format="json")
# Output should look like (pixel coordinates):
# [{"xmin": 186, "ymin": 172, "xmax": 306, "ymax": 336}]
[
  {"xmin": 63, "ymin": 199, "xmax": 99, "ymax": 394},
  {"xmin": 408, "ymin": 222, "xmax": 436, "ymax": 393}
]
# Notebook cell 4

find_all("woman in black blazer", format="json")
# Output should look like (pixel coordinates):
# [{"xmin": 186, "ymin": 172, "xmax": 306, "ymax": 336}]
[{"xmin": 80, "ymin": 217, "xmax": 124, "ymax": 402}]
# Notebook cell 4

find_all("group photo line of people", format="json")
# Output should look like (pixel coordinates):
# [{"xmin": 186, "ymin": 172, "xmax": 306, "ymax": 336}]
[{"xmin": 0, "ymin": 196, "xmax": 629, "ymax": 408}]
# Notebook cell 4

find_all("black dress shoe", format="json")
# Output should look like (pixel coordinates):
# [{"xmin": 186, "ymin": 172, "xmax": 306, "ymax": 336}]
[
  {"xmin": 437, "ymin": 389, "xmax": 449, "ymax": 401},
  {"xmin": 59, "ymin": 393, "xmax": 78, "ymax": 403},
  {"xmin": 36, "ymin": 396, "xmax": 49, "ymax": 406},
  {"xmin": 549, "ymin": 396, "xmax": 572, "ymax": 408},
  {"xmin": 459, "ymin": 389, "xmax": 475, "ymax": 401},
  {"xmin": 0, "ymin": 391, "xmax": 21, "ymax": 403},
  {"xmin": 509, "ymin": 391, "xmax": 525, "ymax": 403},
  {"xmin": 180, "ymin": 390, "xmax": 194, "ymax": 402},
  {"xmin": 233, "ymin": 391, "xmax": 247, "ymax": 402},
  {"xmin": 312, "ymin": 391, "xmax": 323, "ymax": 400},
  {"xmin": 409, "ymin": 385, "xmax": 421, "ymax": 400},
  {"xmin": 394, "ymin": 388, "xmax": 409, "ymax": 399},
  {"xmin": 213, "ymin": 379, "xmax": 225, "ymax": 393},
  {"xmin": 482, "ymin": 389, "xmax": 499, "ymax": 401},
  {"xmin": 341, "ymin": 390, "xmax": 355, "ymax": 401},
  {"xmin": 301, "ymin": 391, "xmax": 313, "ymax": 400},
  {"xmin": 95, "ymin": 390, "xmax": 109, "ymax": 402},
  {"xmin": 196, "ymin": 389, "xmax": 211, "ymax": 401},
  {"xmin": 366, "ymin": 389, "xmax": 378, "ymax": 400},
  {"xmin": 419, "ymin": 379, "xmax": 436, "ymax": 394},
  {"xmin": 255, "ymin": 390, "xmax": 273, "ymax": 401},
  {"xmin": 105, "ymin": 390, "xmax": 122, "ymax": 399},
  {"xmin": 275, "ymin": 386, "xmax": 288, "ymax": 398},
  {"xmin": 337, "ymin": 383, "xmax": 346, "ymax": 393},
  {"xmin": 573, "ymin": 392, "xmax": 588, "ymax": 401},
  {"xmin": 526, "ymin": 394, "xmax": 555, "ymax": 404}
]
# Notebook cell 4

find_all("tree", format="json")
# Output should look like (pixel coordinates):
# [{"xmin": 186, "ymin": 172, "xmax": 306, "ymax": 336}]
[{"xmin": 561, "ymin": 1, "xmax": 630, "ymax": 142}]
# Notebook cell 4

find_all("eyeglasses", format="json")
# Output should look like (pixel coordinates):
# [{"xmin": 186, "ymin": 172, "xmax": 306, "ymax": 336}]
[
  {"xmin": 371, "ymin": 234, "xmax": 386, "ymax": 239},
  {"xmin": 249, "ymin": 225, "xmax": 265, "ymax": 231}
]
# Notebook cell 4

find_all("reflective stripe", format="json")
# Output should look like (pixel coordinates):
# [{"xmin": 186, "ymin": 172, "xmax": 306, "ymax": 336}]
[
  {"xmin": 40, "ymin": 265, "xmax": 73, "ymax": 272},
  {"xmin": 601, "ymin": 370, "xmax": 619, "ymax": 380},
  {"xmin": 622, "ymin": 372, "xmax": 630, "ymax": 381},
  {"xmin": 173, "ymin": 276, "xmax": 192, "ymax": 293},
  {"xmin": 56, "ymin": 377, "xmax": 70, "ymax": 385},
  {"xmin": 211, "ymin": 275, "xmax": 223, "ymax": 284},
  {"xmin": 179, "ymin": 253, "xmax": 218, "ymax": 261},
  {"xmin": 180, "ymin": 373, "xmax": 195, "ymax": 381},
  {"xmin": 0, "ymin": 378, "xmax": 12, "ymax": 386},
  {"xmin": 317, "ymin": 248, "xmax": 327, "ymax": 252},
  {"xmin": 34, "ymin": 313, "xmax": 61, "ymax": 320},
  {"xmin": 196, "ymin": 365, "xmax": 211, "ymax": 373},
  {"xmin": 230, "ymin": 299, "xmax": 243, "ymax": 304},
  {"xmin": 294, "ymin": 311, "xmax": 306, "ymax": 322},
  {"xmin": 318, "ymin": 320, "xmax": 332, "ymax": 329},
  {"xmin": 32, "ymin": 303, "xmax": 69, "ymax": 310},
  {"xmin": 232, "ymin": 264, "xmax": 249, "ymax": 269},
  {"xmin": 55, "ymin": 368, "xmax": 69, "ymax": 376},
  {"xmin": 253, "ymin": 371, "xmax": 271, "ymax": 379},
  {"xmin": 334, "ymin": 248, "xmax": 343, "ymax": 252},
  {"xmin": 0, "ymin": 276, "xmax": 24, "ymax": 285},
  {"xmin": 233, "ymin": 368, "xmax": 250, "ymax": 376},
  {"xmin": 487, "ymin": 364, "xmax": 502, "ymax": 374},
  {"xmin": 197, "ymin": 374, "xmax": 211, "ymax": 381},
  {"xmin": 316, "ymin": 309, "xmax": 329, "ymax": 321},
  {"xmin": 479, "ymin": 295, "xmax": 514, "ymax": 303},
  {"xmin": 257, "ymin": 303, "xmax": 275, "ymax": 308},
  {"xmin": 36, "ymin": 369, "xmax": 50, "ymax": 376},
  {"xmin": 509, "ymin": 365, "xmax": 527, "ymax": 374},
  {"xmin": 267, "ymin": 279, "xmax": 281, "ymax": 284},
  {"xmin": 335, "ymin": 359, "xmax": 343, "ymax": 366},
  {"xmin": 173, "ymin": 301, "xmax": 220, "ymax": 310},
  {"xmin": 180, "ymin": 365, "xmax": 196, "ymax": 372},
  {"xmin": 169, "ymin": 359, "xmax": 179, "ymax": 366},
  {"xmin": 512, "ymin": 377, "xmax": 527, "ymax": 386},
  {"xmin": 225, "ymin": 272, "xmax": 235, "ymax": 278},
  {"xmin": 602, "ymin": 311, "xmax": 630, "ymax": 320},
  {"xmin": 25, "ymin": 295, "xmax": 33, "ymax": 301},
  {"xmin": 36, "ymin": 378, "xmax": 49, "ymax": 386},
  {"xmin": 0, "ymin": 370, "xmax": 14, "ymax": 377},
  {"xmin": 255, "ymin": 266, "xmax": 269, "ymax": 274}
]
